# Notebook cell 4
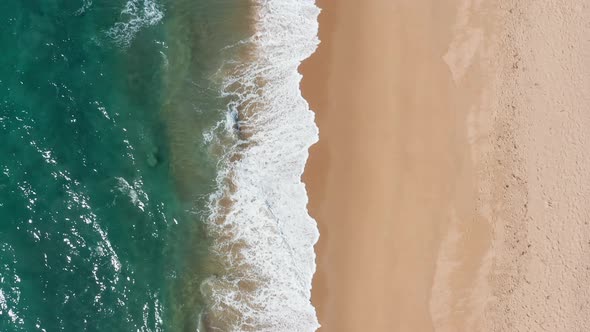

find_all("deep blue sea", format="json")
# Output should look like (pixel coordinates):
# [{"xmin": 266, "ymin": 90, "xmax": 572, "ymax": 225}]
[{"xmin": 0, "ymin": 1, "xmax": 250, "ymax": 331}]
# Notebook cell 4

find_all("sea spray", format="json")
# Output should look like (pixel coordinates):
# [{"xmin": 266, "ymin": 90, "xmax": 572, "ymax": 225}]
[{"xmin": 203, "ymin": 0, "xmax": 321, "ymax": 331}]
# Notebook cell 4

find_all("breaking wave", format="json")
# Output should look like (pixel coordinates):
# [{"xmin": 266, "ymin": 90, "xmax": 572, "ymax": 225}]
[{"xmin": 202, "ymin": 0, "xmax": 321, "ymax": 331}]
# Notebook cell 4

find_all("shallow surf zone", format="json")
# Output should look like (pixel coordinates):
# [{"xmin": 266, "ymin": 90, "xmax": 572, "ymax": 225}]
[{"xmin": 201, "ymin": 0, "xmax": 321, "ymax": 331}]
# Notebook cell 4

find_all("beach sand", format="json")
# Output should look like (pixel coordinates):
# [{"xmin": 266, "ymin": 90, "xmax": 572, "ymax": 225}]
[{"xmin": 301, "ymin": 0, "xmax": 590, "ymax": 331}]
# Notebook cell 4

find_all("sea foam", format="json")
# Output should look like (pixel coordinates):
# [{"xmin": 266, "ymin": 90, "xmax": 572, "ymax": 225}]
[
  {"xmin": 203, "ymin": 0, "xmax": 321, "ymax": 331},
  {"xmin": 107, "ymin": 0, "xmax": 164, "ymax": 47}
]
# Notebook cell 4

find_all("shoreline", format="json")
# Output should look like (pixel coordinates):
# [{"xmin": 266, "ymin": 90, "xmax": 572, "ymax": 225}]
[
  {"xmin": 302, "ymin": 0, "xmax": 590, "ymax": 330},
  {"xmin": 203, "ymin": 1, "xmax": 321, "ymax": 330}
]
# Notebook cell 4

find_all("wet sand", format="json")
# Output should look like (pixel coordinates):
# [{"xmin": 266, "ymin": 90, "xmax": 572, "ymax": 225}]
[{"xmin": 302, "ymin": 0, "xmax": 590, "ymax": 331}]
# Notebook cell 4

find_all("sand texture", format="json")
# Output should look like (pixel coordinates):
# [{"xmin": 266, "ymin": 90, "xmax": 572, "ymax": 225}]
[{"xmin": 301, "ymin": 0, "xmax": 590, "ymax": 331}]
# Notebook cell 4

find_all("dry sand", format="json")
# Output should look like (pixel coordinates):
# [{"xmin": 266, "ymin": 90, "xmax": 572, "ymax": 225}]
[{"xmin": 301, "ymin": 0, "xmax": 590, "ymax": 331}]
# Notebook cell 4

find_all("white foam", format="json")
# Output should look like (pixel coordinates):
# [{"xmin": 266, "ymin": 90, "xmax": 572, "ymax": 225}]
[
  {"xmin": 107, "ymin": 0, "xmax": 164, "ymax": 47},
  {"xmin": 75, "ymin": 0, "xmax": 93, "ymax": 16},
  {"xmin": 114, "ymin": 177, "xmax": 148, "ymax": 212},
  {"xmin": 205, "ymin": 0, "xmax": 321, "ymax": 331}
]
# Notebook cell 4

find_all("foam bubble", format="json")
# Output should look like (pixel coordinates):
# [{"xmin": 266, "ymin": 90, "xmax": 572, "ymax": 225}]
[
  {"xmin": 114, "ymin": 177, "xmax": 148, "ymax": 212},
  {"xmin": 204, "ymin": 0, "xmax": 321, "ymax": 331},
  {"xmin": 107, "ymin": 0, "xmax": 164, "ymax": 47}
]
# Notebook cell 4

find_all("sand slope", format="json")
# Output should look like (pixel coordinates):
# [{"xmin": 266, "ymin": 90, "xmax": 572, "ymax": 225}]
[{"xmin": 302, "ymin": 0, "xmax": 590, "ymax": 331}]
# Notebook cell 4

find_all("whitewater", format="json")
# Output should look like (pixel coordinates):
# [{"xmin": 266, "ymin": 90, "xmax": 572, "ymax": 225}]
[{"xmin": 202, "ymin": 0, "xmax": 322, "ymax": 331}]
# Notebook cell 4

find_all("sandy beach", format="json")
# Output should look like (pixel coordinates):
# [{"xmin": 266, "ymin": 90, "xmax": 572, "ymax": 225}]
[{"xmin": 301, "ymin": 0, "xmax": 590, "ymax": 331}]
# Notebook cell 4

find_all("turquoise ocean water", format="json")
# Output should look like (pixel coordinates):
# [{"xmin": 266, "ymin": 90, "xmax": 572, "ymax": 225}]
[{"xmin": 0, "ymin": 1, "xmax": 251, "ymax": 331}]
